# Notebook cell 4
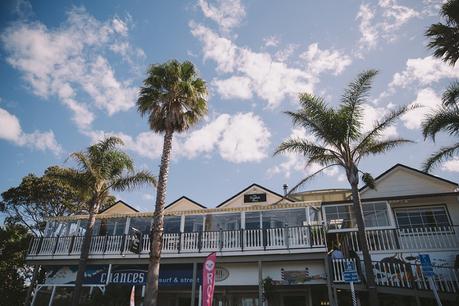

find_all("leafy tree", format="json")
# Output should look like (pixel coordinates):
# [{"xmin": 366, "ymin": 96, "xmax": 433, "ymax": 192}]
[
  {"xmin": 423, "ymin": 0, "xmax": 459, "ymax": 171},
  {"xmin": 0, "ymin": 166, "xmax": 97, "ymax": 236},
  {"xmin": 0, "ymin": 222, "xmax": 32, "ymax": 306},
  {"xmin": 56, "ymin": 137, "xmax": 156, "ymax": 306},
  {"xmin": 137, "ymin": 60, "xmax": 208, "ymax": 306},
  {"xmin": 275, "ymin": 70, "xmax": 416, "ymax": 306}
]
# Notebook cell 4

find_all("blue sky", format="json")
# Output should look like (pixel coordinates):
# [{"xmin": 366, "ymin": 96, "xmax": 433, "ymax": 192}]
[{"xmin": 0, "ymin": 0, "xmax": 458, "ymax": 212}]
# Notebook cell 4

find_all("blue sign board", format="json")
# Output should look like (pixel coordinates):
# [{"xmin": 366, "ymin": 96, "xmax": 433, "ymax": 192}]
[
  {"xmin": 419, "ymin": 254, "xmax": 434, "ymax": 277},
  {"xmin": 343, "ymin": 261, "xmax": 359, "ymax": 283}
]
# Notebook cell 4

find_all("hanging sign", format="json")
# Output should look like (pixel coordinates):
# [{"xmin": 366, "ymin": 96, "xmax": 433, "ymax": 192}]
[
  {"xmin": 202, "ymin": 252, "xmax": 217, "ymax": 306},
  {"xmin": 244, "ymin": 193, "xmax": 267, "ymax": 203}
]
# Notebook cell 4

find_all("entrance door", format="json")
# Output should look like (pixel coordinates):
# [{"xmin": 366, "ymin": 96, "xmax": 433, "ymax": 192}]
[{"xmin": 282, "ymin": 295, "xmax": 308, "ymax": 306}]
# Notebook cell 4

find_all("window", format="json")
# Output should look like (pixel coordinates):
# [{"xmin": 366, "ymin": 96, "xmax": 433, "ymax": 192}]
[
  {"xmin": 245, "ymin": 212, "xmax": 261, "ymax": 230},
  {"xmin": 308, "ymin": 207, "xmax": 320, "ymax": 225},
  {"xmin": 205, "ymin": 213, "xmax": 241, "ymax": 231},
  {"xmin": 164, "ymin": 216, "xmax": 181, "ymax": 233},
  {"xmin": 184, "ymin": 215, "xmax": 203, "ymax": 232},
  {"xmin": 324, "ymin": 205, "xmax": 356, "ymax": 230},
  {"xmin": 363, "ymin": 202, "xmax": 390, "ymax": 227},
  {"xmin": 130, "ymin": 217, "xmax": 151, "ymax": 234},
  {"xmin": 262, "ymin": 209, "xmax": 307, "ymax": 228},
  {"xmin": 395, "ymin": 206, "xmax": 451, "ymax": 229}
]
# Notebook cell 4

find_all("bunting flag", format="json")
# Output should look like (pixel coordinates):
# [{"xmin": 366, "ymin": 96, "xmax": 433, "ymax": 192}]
[
  {"xmin": 202, "ymin": 252, "xmax": 217, "ymax": 306},
  {"xmin": 129, "ymin": 285, "xmax": 135, "ymax": 306}
]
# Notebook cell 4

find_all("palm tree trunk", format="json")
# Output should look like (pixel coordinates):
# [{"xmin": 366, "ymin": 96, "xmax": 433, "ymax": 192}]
[
  {"xmin": 71, "ymin": 200, "xmax": 99, "ymax": 306},
  {"xmin": 348, "ymin": 169, "xmax": 379, "ymax": 306},
  {"xmin": 144, "ymin": 129, "xmax": 174, "ymax": 306}
]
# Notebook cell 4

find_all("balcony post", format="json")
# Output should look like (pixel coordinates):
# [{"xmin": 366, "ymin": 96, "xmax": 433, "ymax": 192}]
[
  {"xmin": 52, "ymin": 236, "xmax": 59, "ymax": 255},
  {"xmin": 198, "ymin": 231, "xmax": 202, "ymax": 253},
  {"xmin": 219, "ymin": 228, "xmax": 223, "ymax": 251},
  {"xmin": 121, "ymin": 234, "xmax": 127, "ymax": 255},
  {"xmin": 263, "ymin": 228, "xmax": 267, "ymax": 251},
  {"xmin": 308, "ymin": 225, "xmax": 313, "ymax": 248},
  {"xmin": 178, "ymin": 232, "xmax": 182, "ymax": 254},
  {"xmin": 284, "ymin": 224, "xmax": 289, "ymax": 249},
  {"xmin": 69, "ymin": 236, "xmax": 75, "ymax": 255},
  {"xmin": 27, "ymin": 236, "xmax": 35, "ymax": 256},
  {"xmin": 240, "ymin": 228, "xmax": 244, "ymax": 251}
]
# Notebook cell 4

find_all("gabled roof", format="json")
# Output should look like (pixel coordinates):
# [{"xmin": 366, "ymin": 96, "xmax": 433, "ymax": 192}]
[
  {"xmin": 359, "ymin": 163, "xmax": 458, "ymax": 194},
  {"xmin": 99, "ymin": 200, "xmax": 139, "ymax": 214},
  {"xmin": 216, "ymin": 183, "xmax": 294, "ymax": 208},
  {"xmin": 165, "ymin": 196, "xmax": 207, "ymax": 210}
]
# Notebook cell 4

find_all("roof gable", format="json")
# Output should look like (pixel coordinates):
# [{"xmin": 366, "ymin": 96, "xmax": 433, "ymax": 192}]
[
  {"xmin": 164, "ymin": 196, "xmax": 206, "ymax": 212},
  {"xmin": 217, "ymin": 183, "xmax": 293, "ymax": 208},
  {"xmin": 360, "ymin": 164, "xmax": 458, "ymax": 199},
  {"xmin": 99, "ymin": 200, "xmax": 139, "ymax": 215}
]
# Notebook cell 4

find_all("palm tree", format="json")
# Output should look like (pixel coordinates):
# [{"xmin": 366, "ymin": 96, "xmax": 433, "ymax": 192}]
[
  {"xmin": 58, "ymin": 137, "xmax": 157, "ymax": 306},
  {"xmin": 423, "ymin": 0, "xmax": 459, "ymax": 171},
  {"xmin": 275, "ymin": 70, "xmax": 416, "ymax": 306},
  {"xmin": 137, "ymin": 60, "xmax": 208, "ymax": 306}
]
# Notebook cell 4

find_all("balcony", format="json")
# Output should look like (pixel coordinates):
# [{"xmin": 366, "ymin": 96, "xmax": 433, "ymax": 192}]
[
  {"xmin": 331, "ymin": 258, "xmax": 459, "ymax": 296},
  {"xmin": 26, "ymin": 225, "xmax": 326, "ymax": 260},
  {"xmin": 337, "ymin": 225, "xmax": 459, "ymax": 252}
]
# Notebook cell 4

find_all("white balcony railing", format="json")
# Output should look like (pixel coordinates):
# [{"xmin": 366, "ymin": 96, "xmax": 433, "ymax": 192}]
[
  {"xmin": 27, "ymin": 225, "xmax": 326, "ymax": 258},
  {"xmin": 342, "ymin": 226, "xmax": 459, "ymax": 252}
]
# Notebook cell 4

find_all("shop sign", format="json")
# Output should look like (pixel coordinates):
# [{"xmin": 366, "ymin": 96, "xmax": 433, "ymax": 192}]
[
  {"xmin": 215, "ymin": 266, "xmax": 229, "ymax": 282},
  {"xmin": 244, "ymin": 193, "xmax": 267, "ymax": 203},
  {"xmin": 44, "ymin": 264, "xmax": 201, "ymax": 286},
  {"xmin": 202, "ymin": 252, "xmax": 217, "ymax": 306}
]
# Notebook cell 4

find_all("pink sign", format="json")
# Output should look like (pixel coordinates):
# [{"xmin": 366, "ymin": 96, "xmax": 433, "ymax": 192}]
[{"xmin": 202, "ymin": 252, "xmax": 217, "ymax": 306}]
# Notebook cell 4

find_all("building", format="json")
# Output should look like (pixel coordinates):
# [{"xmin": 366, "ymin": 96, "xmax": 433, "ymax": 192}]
[{"xmin": 26, "ymin": 164, "xmax": 459, "ymax": 306}]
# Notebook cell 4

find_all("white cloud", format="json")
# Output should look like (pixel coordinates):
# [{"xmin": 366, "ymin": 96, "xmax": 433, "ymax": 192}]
[
  {"xmin": 213, "ymin": 76, "xmax": 253, "ymax": 100},
  {"xmin": 191, "ymin": 24, "xmax": 351, "ymax": 108},
  {"xmin": 182, "ymin": 114, "xmax": 231, "ymax": 158},
  {"xmin": 197, "ymin": 0, "xmax": 246, "ymax": 33},
  {"xmin": 441, "ymin": 158, "xmax": 459, "ymax": 172},
  {"xmin": 274, "ymin": 44, "xmax": 298, "ymax": 62},
  {"xmin": 356, "ymin": 1, "xmax": 418, "ymax": 55},
  {"xmin": 401, "ymin": 88, "xmax": 442, "ymax": 129},
  {"xmin": 263, "ymin": 35, "xmax": 279, "ymax": 47},
  {"xmin": 0, "ymin": 107, "xmax": 62, "ymax": 155},
  {"xmin": 300, "ymin": 43, "xmax": 352, "ymax": 76},
  {"xmin": 389, "ymin": 56, "xmax": 459, "ymax": 90},
  {"xmin": 84, "ymin": 129, "xmax": 164, "ymax": 160},
  {"xmin": 356, "ymin": 4, "xmax": 378, "ymax": 52},
  {"xmin": 1, "ymin": 7, "xmax": 140, "ymax": 129},
  {"xmin": 218, "ymin": 113, "xmax": 271, "ymax": 163}
]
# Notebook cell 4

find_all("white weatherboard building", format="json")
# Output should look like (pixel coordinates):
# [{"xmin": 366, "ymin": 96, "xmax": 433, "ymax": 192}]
[{"xmin": 27, "ymin": 164, "xmax": 459, "ymax": 306}]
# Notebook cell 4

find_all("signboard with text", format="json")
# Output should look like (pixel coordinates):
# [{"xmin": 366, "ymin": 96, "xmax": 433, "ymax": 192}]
[
  {"xmin": 244, "ymin": 193, "xmax": 267, "ymax": 203},
  {"xmin": 202, "ymin": 252, "xmax": 217, "ymax": 306}
]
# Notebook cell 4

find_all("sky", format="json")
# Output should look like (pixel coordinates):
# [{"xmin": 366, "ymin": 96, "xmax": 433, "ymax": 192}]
[{"xmin": 0, "ymin": 0, "xmax": 458, "ymax": 212}]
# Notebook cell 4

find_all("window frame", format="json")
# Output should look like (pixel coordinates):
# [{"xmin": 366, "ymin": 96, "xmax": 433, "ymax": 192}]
[{"xmin": 393, "ymin": 204, "xmax": 453, "ymax": 230}]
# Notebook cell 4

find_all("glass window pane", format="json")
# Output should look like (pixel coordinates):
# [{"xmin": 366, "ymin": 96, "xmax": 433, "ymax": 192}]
[
  {"xmin": 395, "ymin": 206, "xmax": 451, "ymax": 229},
  {"xmin": 164, "ymin": 216, "xmax": 181, "ymax": 233},
  {"xmin": 205, "ymin": 213, "xmax": 241, "ymax": 231},
  {"xmin": 184, "ymin": 215, "xmax": 203, "ymax": 232},
  {"xmin": 245, "ymin": 212, "xmax": 261, "ymax": 230},
  {"xmin": 130, "ymin": 217, "xmax": 151, "ymax": 234}
]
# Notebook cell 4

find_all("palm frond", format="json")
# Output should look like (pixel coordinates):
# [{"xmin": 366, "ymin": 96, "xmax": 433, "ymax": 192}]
[
  {"xmin": 361, "ymin": 172, "xmax": 376, "ymax": 190},
  {"xmin": 356, "ymin": 138, "xmax": 415, "ymax": 162},
  {"xmin": 442, "ymin": 81, "xmax": 459, "ymax": 108},
  {"xmin": 423, "ymin": 142, "xmax": 459, "ymax": 172},
  {"xmin": 354, "ymin": 104, "xmax": 418, "ymax": 157},
  {"xmin": 340, "ymin": 70, "xmax": 378, "ymax": 141},
  {"xmin": 288, "ymin": 164, "xmax": 339, "ymax": 194},
  {"xmin": 111, "ymin": 170, "xmax": 157, "ymax": 192},
  {"xmin": 422, "ymin": 106, "xmax": 459, "ymax": 140}
]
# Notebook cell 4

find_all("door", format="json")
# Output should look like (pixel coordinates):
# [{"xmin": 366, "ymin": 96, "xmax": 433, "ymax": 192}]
[{"xmin": 282, "ymin": 295, "xmax": 308, "ymax": 306}]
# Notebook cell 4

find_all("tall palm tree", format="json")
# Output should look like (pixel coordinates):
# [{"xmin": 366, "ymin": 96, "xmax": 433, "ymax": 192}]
[
  {"xmin": 275, "ymin": 70, "xmax": 416, "ymax": 306},
  {"xmin": 423, "ymin": 0, "xmax": 459, "ymax": 171},
  {"xmin": 58, "ymin": 137, "xmax": 157, "ymax": 306},
  {"xmin": 137, "ymin": 60, "xmax": 208, "ymax": 306}
]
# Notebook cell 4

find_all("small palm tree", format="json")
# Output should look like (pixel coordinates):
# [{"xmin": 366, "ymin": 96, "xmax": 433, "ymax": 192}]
[
  {"xmin": 275, "ymin": 70, "xmax": 416, "ymax": 306},
  {"xmin": 137, "ymin": 60, "xmax": 208, "ymax": 306},
  {"xmin": 423, "ymin": 0, "xmax": 459, "ymax": 171},
  {"xmin": 59, "ymin": 137, "xmax": 157, "ymax": 306}
]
